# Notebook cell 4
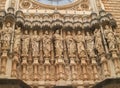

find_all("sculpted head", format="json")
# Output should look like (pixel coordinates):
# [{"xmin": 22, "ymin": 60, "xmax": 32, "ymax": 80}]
[
  {"xmin": 67, "ymin": 31, "xmax": 71, "ymax": 35},
  {"xmin": 24, "ymin": 30, "xmax": 28, "ymax": 35},
  {"xmin": 86, "ymin": 32, "xmax": 90, "ymax": 36},
  {"xmin": 33, "ymin": 30, "xmax": 37, "ymax": 35},
  {"xmin": 45, "ymin": 30, "xmax": 49, "ymax": 35},
  {"xmin": 55, "ymin": 30, "xmax": 60, "ymax": 34},
  {"xmin": 108, "ymin": 32, "xmax": 113, "ymax": 37},
  {"xmin": 6, "ymin": 22, "xmax": 11, "ymax": 27},
  {"xmin": 77, "ymin": 31, "xmax": 81, "ymax": 35},
  {"xmin": 17, "ymin": 27, "xmax": 21, "ymax": 30},
  {"xmin": 16, "ymin": 27, "xmax": 21, "ymax": 33},
  {"xmin": 105, "ymin": 25, "xmax": 109, "ymax": 29},
  {"xmin": 17, "ymin": 26, "xmax": 21, "ymax": 30}
]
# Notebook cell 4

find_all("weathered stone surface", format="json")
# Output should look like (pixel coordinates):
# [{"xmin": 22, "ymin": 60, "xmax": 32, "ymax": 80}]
[{"xmin": 0, "ymin": 0, "xmax": 119, "ymax": 88}]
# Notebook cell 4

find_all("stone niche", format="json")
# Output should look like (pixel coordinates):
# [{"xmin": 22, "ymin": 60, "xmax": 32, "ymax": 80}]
[
  {"xmin": 92, "ymin": 78, "xmax": 120, "ymax": 88},
  {"xmin": 0, "ymin": 79, "xmax": 31, "ymax": 88}
]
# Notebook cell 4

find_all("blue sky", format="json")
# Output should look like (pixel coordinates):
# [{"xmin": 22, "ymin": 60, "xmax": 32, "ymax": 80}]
[{"xmin": 37, "ymin": 0, "xmax": 73, "ymax": 6}]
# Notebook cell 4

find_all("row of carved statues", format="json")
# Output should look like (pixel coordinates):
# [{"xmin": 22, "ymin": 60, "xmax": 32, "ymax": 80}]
[
  {"xmin": 0, "ymin": 22, "xmax": 120, "ymax": 82},
  {"xmin": 1, "ymin": 22, "xmax": 120, "ymax": 57}
]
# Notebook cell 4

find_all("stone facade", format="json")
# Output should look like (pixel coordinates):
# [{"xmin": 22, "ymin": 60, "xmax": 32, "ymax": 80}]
[
  {"xmin": 0, "ymin": 0, "xmax": 120, "ymax": 88},
  {"xmin": 0, "ymin": 0, "xmax": 6, "ymax": 10},
  {"xmin": 103, "ymin": 0, "xmax": 120, "ymax": 31}
]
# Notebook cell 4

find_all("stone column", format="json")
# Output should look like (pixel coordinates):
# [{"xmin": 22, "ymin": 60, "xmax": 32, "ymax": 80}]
[
  {"xmin": 100, "ymin": 54, "xmax": 110, "ymax": 78},
  {"xmin": 90, "ymin": 0, "xmax": 98, "ymax": 11},
  {"xmin": 15, "ymin": 0, "xmax": 20, "ymax": 10},
  {"xmin": 5, "ymin": 0, "xmax": 12, "ymax": 11},
  {"xmin": 44, "ymin": 58, "xmax": 50, "ymax": 81},
  {"xmin": 0, "ymin": 49, "xmax": 8, "ymax": 75},
  {"xmin": 91, "ymin": 57, "xmax": 99, "ymax": 81},
  {"xmin": 111, "ymin": 50, "xmax": 120, "ymax": 76},
  {"xmin": 21, "ymin": 56, "xmax": 28, "ymax": 80},
  {"xmin": 81, "ymin": 55, "xmax": 88, "ymax": 80},
  {"xmin": 70, "ymin": 57, "xmax": 77, "ymax": 81},
  {"xmin": 33, "ymin": 57, "xmax": 39, "ymax": 81},
  {"xmin": 11, "ymin": 53, "xmax": 19, "ymax": 77},
  {"xmin": 55, "ymin": 58, "xmax": 65, "ymax": 81}
]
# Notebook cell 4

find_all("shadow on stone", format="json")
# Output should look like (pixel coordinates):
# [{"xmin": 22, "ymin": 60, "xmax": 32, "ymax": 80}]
[
  {"xmin": 0, "ymin": 79, "xmax": 31, "ymax": 88},
  {"xmin": 92, "ymin": 78, "xmax": 120, "ymax": 88}
]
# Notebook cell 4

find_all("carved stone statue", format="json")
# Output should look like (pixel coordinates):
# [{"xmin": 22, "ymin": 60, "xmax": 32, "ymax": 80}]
[
  {"xmin": 115, "ymin": 29, "xmax": 120, "ymax": 50},
  {"xmin": 104, "ymin": 26, "xmax": 116, "ymax": 51},
  {"xmin": 65, "ymin": 31, "xmax": 76, "ymax": 57},
  {"xmin": 14, "ymin": 27, "xmax": 21, "ymax": 52},
  {"xmin": 107, "ymin": 32, "xmax": 116, "ymax": 50},
  {"xmin": 53, "ymin": 30, "xmax": 63, "ymax": 58},
  {"xmin": 75, "ymin": 31, "xmax": 85, "ymax": 57},
  {"xmin": 31, "ymin": 30, "xmax": 39, "ymax": 56},
  {"xmin": 2, "ymin": 22, "xmax": 13, "ymax": 48},
  {"xmin": 42, "ymin": 31, "xmax": 51, "ymax": 58},
  {"xmin": 85, "ymin": 32, "xmax": 94, "ymax": 56},
  {"xmin": 94, "ymin": 29, "xmax": 104, "ymax": 54},
  {"xmin": 21, "ymin": 30, "xmax": 29, "ymax": 55}
]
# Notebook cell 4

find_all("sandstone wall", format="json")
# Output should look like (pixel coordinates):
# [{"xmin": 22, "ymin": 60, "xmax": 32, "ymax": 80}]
[
  {"xmin": 0, "ymin": 0, "xmax": 6, "ymax": 10},
  {"xmin": 103, "ymin": 0, "xmax": 120, "ymax": 29}
]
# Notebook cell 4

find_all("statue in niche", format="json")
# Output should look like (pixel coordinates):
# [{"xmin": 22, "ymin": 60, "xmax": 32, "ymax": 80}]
[
  {"xmin": 94, "ymin": 29, "xmax": 104, "ymax": 54},
  {"xmin": 104, "ymin": 26, "xmax": 116, "ymax": 50},
  {"xmin": 85, "ymin": 32, "xmax": 94, "ymax": 56},
  {"xmin": 65, "ymin": 31, "xmax": 76, "ymax": 57},
  {"xmin": 115, "ymin": 29, "xmax": 120, "ymax": 50},
  {"xmin": 14, "ymin": 27, "xmax": 21, "ymax": 52},
  {"xmin": 31, "ymin": 30, "xmax": 39, "ymax": 56},
  {"xmin": 74, "ymin": 31, "xmax": 85, "ymax": 57},
  {"xmin": 2, "ymin": 22, "xmax": 13, "ymax": 48},
  {"xmin": 42, "ymin": 30, "xmax": 51, "ymax": 58},
  {"xmin": 21, "ymin": 30, "xmax": 29, "ymax": 55},
  {"xmin": 53, "ymin": 30, "xmax": 63, "ymax": 58},
  {"xmin": 106, "ymin": 32, "xmax": 116, "ymax": 50}
]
